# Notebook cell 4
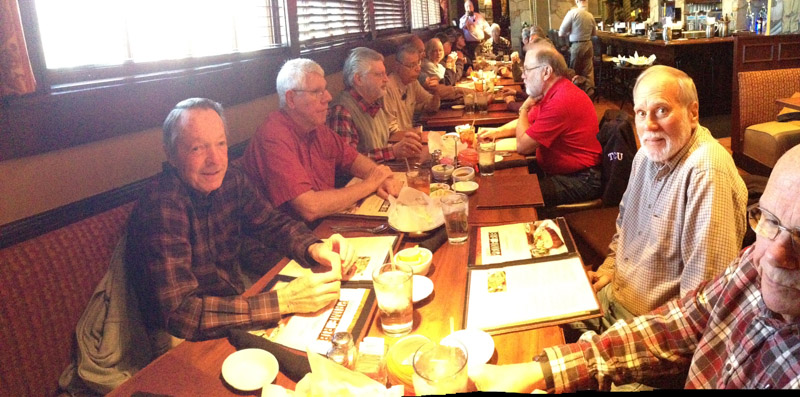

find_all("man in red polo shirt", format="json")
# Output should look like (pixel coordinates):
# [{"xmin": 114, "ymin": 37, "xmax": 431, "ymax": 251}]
[
  {"xmin": 479, "ymin": 38, "xmax": 601, "ymax": 206},
  {"xmin": 242, "ymin": 58, "xmax": 400, "ymax": 223}
]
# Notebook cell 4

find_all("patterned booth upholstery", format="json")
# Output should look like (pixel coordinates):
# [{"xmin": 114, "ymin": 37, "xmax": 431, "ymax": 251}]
[
  {"xmin": 738, "ymin": 68, "xmax": 800, "ymax": 172},
  {"xmin": 0, "ymin": 203, "xmax": 134, "ymax": 396}
]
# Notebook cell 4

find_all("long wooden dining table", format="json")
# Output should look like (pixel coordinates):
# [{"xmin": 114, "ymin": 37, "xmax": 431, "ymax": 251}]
[{"xmin": 109, "ymin": 156, "xmax": 562, "ymax": 397}]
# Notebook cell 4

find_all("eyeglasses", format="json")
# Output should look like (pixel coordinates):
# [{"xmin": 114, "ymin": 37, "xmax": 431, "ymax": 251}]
[
  {"xmin": 400, "ymin": 60, "xmax": 422, "ymax": 69},
  {"xmin": 293, "ymin": 88, "xmax": 328, "ymax": 100},
  {"xmin": 523, "ymin": 64, "xmax": 546, "ymax": 74},
  {"xmin": 748, "ymin": 204, "xmax": 800, "ymax": 255}
]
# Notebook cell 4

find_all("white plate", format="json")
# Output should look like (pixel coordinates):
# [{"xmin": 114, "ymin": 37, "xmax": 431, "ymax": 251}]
[
  {"xmin": 494, "ymin": 154, "xmax": 503, "ymax": 162},
  {"xmin": 388, "ymin": 214, "xmax": 445, "ymax": 234},
  {"xmin": 413, "ymin": 275, "xmax": 433, "ymax": 303},
  {"xmin": 451, "ymin": 105, "xmax": 465, "ymax": 110},
  {"xmin": 221, "ymin": 349, "xmax": 279, "ymax": 391},
  {"xmin": 453, "ymin": 181, "xmax": 478, "ymax": 195},
  {"xmin": 262, "ymin": 384, "xmax": 290, "ymax": 397},
  {"xmin": 441, "ymin": 329, "xmax": 495, "ymax": 366}
]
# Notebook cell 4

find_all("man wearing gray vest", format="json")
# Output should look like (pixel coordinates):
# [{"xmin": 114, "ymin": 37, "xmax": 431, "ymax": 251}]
[{"xmin": 328, "ymin": 47, "xmax": 423, "ymax": 163}]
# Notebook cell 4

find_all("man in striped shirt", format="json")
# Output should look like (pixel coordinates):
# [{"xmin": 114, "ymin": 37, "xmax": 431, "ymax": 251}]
[{"xmin": 471, "ymin": 145, "xmax": 800, "ymax": 390}]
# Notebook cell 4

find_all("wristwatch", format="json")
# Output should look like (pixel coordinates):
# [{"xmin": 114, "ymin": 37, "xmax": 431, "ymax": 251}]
[{"xmin": 533, "ymin": 352, "xmax": 555, "ymax": 392}]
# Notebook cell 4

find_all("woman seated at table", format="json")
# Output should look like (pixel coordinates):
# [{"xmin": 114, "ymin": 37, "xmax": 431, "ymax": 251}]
[{"xmin": 419, "ymin": 37, "xmax": 460, "ymax": 86}]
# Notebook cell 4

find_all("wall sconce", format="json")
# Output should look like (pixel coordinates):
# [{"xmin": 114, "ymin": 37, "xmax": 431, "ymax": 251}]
[{"xmin": 484, "ymin": 0, "xmax": 492, "ymax": 7}]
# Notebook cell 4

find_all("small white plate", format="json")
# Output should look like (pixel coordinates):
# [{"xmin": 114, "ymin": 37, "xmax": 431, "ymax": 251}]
[
  {"xmin": 221, "ymin": 348, "xmax": 279, "ymax": 391},
  {"xmin": 413, "ymin": 275, "xmax": 433, "ymax": 303},
  {"xmin": 453, "ymin": 181, "xmax": 478, "ymax": 195},
  {"xmin": 495, "ymin": 154, "xmax": 503, "ymax": 162},
  {"xmin": 451, "ymin": 104, "xmax": 465, "ymax": 110},
  {"xmin": 441, "ymin": 329, "xmax": 495, "ymax": 366},
  {"xmin": 262, "ymin": 384, "xmax": 290, "ymax": 397}
]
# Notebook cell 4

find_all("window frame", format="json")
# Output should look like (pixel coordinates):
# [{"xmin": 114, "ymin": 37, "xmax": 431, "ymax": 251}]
[{"xmin": 1, "ymin": 0, "xmax": 443, "ymax": 161}]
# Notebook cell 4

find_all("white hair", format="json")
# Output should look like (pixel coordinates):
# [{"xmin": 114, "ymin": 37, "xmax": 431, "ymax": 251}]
[
  {"xmin": 343, "ymin": 47, "xmax": 384, "ymax": 89},
  {"xmin": 276, "ymin": 58, "xmax": 325, "ymax": 107}
]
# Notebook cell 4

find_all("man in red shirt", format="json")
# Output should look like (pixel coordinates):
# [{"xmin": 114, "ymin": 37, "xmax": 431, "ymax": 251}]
[
  {"xmin": 242, "ymin": 58, "xmax": 400, "ymax": 223},
  {"xmin": 479, "ymin": 38, "xmax": 602, "ymax": 206}
]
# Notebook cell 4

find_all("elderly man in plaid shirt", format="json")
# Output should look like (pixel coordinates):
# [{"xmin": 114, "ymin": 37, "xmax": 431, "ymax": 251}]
[{"xmin": 127, "ymin": 98, "xmax": 356, "ymax": 347}]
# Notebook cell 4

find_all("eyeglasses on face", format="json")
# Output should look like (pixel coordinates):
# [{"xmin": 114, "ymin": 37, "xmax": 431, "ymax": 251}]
[
  {"xmin": 748, "ymin": 204, "xmax": 800, "ymax": 255},
  {"xmin": 400, "ymin": 60, "xmax": 422, "ymax": 69},
  {"xmin": 523, "ymin": 64, "xmax": 546, "ymax": 74},
  {"xmin": 293, "ymin": 88, "xmax": 328, "ymax": 99}
]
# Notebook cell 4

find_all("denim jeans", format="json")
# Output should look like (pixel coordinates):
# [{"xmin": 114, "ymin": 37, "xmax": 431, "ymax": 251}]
[{"xmin": 529, "ymin": 160, "xmax": 602, "ymax": 206}]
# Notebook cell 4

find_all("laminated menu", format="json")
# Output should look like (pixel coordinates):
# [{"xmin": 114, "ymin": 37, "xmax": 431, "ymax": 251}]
[
  {"xmin": 463, "ymin": 217, "xmax": 600, "ymax": 334},
  {"xmin": 468, "ymin": 218, "xmax": 574, "ymax": 266},
  {"xmin": 335, "ymin": 172, "xmax": 407, "ymax": 219}
]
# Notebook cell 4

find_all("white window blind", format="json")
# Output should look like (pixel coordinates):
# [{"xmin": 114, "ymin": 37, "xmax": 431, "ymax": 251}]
[
  {"xmin": 373, "ymin": 0, "xmax": 407, "ymax": 32},
  {"xmin": 410, "ymin": 0, "xmax": 441, "ymax": 30},
  {"xmin": 35, "ymin": 0, "xmax": 286, "ymax": 69},
  {"xmin": 297, "ymin": 0, "xmax": 368, "ymax": 51}
]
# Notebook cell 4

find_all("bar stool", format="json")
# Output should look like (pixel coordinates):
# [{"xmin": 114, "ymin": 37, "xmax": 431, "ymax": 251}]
[
  {"xmin": 613, "ymin": 63, "xmax": 650, "ymax": 110},
  {"xmin": 592, "ymin": 36, "xmax": 615, "ymax": 101}
]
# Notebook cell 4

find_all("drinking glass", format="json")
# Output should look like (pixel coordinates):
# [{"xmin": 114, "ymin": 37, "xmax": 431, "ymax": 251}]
[
  {"xmin": 476, "ymin": 92, "xmax": 489, "ymax": 114},
  {"xmin": 477, "ymin": 140, "xmax": 496, "ymax": 176},
  {"xmin": 441, "ymin": 193, "xmax": 469, "ymax": 244},
  {"xmin": 372, "ymin": 262, "xmax": 413, "ymax": 337},
  {"xmin": 406, "ymin": 166, "xmax": 430, "ymax": 195},
  {"xmin": 412, "ymin": 339, "xmax": 469, "ymax": 395},
  {"xmin": 464, "ymin": 93, "xmax": 475, "ymax": 115}
]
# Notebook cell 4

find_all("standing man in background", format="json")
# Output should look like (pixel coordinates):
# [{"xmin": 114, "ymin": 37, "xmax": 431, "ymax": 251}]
[
  {"xmin": 559, "ymin": 0, "xmax": 596, "ymax": 85},
  {"xmin": 459, "ymin": 0, "xmax": 491, "ymax": 57}
]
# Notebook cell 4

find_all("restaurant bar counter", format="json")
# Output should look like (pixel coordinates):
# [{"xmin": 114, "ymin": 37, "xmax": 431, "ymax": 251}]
[{"xmin": 597, "ymin": 31, "xmax": 733, "ymax": 116}]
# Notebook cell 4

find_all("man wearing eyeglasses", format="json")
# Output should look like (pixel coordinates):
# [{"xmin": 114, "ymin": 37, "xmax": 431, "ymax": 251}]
[
  {"xmin": 563, "ymin": 66, "xmax": 748, "ymax": 349},
  {"xmin": 242, "ymin": 58, "xmax": 400, "ymax": 224},
  {"xmin": 478, "ymin": 38, "xmax": 602, "ymax": 206},
  {"xmin": 384, "ymin": 43, "xmax": 440, "ymax": 131},
  {"xmin": 327, "ymin": 47, "xmax": 423, "ymax": 163},
  {"xmin": 470, "ymin": 145, "xmax": 800, "ymax": 391}
]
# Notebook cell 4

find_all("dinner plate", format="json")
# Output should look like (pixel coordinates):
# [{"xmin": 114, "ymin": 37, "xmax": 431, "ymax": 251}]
[
  {"xmin": 441, "ymin": 329, "xmax": 495, "ymax": 366},
  {"xmin": 413, "ymin": 275, "xmax": 433, "ymax": 303},
  {"xmin": 221, "ymin": 348, "xmax": 279, "ymax": 391}
]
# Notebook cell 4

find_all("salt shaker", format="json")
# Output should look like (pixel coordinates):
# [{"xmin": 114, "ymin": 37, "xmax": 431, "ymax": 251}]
[{"xmin": 326, "ymin": 331, "xmax": 357, "ymax": 370}]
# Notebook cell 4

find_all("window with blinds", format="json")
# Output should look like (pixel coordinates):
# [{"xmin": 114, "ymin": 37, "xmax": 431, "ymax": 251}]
[
  {"xmin": 35, "ymin": 0, "xmax": 287, "ymax": 70},
  {"xmin": 410, "ymin": 0, "xmax": 442, "ymax": 30},
  {"xmin": 298, "ymin": 0, "xmax": 414, "ymax": 52}
]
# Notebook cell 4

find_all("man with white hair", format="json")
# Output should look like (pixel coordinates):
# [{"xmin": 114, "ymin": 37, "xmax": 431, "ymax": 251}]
[
  {"xmin": 476, "ymin": 23, "xmax": 512, "ymax": 59},
  {"xmin": 470, "ymin": 144, "xmax": 800, "ymax": 390},
  {"xmin": 459, "ymin": 0, "xmax": 491, "ymax": 57},
  {"xmin": 242, "ymin": 58, "xmax": 399, "ymax": 223},
  {"xmin": 126, "ymin": 98, "xmax": 356, "ymax": 344},
  {"xmin": 327, "ymin": 47, "xmax": 422, "ymax": 163},
  {"xmin": 559, "ymin": 0, "xmax": 596, "ymax": 85},
  {"xmin": 566, "ymin": 65, "xmax": 748, "ymax": 340}
]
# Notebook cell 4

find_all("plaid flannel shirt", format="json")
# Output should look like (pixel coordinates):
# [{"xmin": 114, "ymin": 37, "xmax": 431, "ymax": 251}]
[
  {"xmin": 544, "ymin": 247, "xmax": 800, "ymax": 390},
  {"xmin": 126, "ymin": 165, "xmax": 320, "ymax": 341}
]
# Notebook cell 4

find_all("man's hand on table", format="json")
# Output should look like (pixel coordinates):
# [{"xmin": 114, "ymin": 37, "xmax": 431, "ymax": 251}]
[
  {"xmin": 392, "ymin": 131, "xmax": 423, "ymax": 160},
  {"xmin": 478, "ymin": 127, "xmax": 513, "ymax": 141},
  {"xmin": 377, "ymin": 175, "xmax": 402, "ymax": 199},
  {"xmin": 424, "ymin": 76, "xmax": 440, "ymax": 89},
  {"xmin": 469, "ymin": 362, "xmax": 548, "ymax": 393},
  {"xmin": 364, "ymin": 164, "xmax": 394, "ymax": 191},
  {"xmin": 308, "ymin": 233, "xmax": 355, "ymax": 277}
]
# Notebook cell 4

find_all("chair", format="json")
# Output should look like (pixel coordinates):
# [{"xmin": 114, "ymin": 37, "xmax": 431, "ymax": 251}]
[
  {"xmin": 592, "ymin": 36, "xmax": 615, "ymax": 101},
  {"xmin": 539, "ymin": 109, "xmax": 637, "ymax": 219}
]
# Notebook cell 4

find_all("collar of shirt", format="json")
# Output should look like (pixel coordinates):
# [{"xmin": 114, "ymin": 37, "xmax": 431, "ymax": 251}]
[
  {"xmin": 348, "ymin": 88, "xmax": 383, "ymax": 117},
  {"xmin": 389, "ymin": 74, "xmax": 411, "ymax": 99},
  {"xmin": 536, "ymin": 76, "xmax": 568, "ymax": 110},
  {"xmin": 279, "ymin": 108, "xmax": 319, "ymax": 141}
]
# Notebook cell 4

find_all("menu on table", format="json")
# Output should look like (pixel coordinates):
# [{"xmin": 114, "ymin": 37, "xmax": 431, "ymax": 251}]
[
  {"xmin": 335, "ymin": 172, "xmax": 407, "ymax": 219},
  {"xmin": 278, "ymin": 235, "xmax": 399, "ymax": 282},
  {"xmin": 249, "ymin": 236, "xmax": 400, "ymax": 353},
  {"xmin": 250, "ymin": 287, "xmax": 375, "ymax": 355},
  {"xmin": 468, "ymin": 218, "xmax": 574, "ymax": 266},
  {"xmin": 463, "ymin": 217, "xmax": 600, "ymax": 334},
  {"xmin": 463, "ymin": 256, "xmax": 600, "ymax": 334}
]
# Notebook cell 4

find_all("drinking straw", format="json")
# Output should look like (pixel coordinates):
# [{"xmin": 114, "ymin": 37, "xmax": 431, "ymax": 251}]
[{"xmin": 404, "ymin": 157, "xmax": 411, "ymax": 173}]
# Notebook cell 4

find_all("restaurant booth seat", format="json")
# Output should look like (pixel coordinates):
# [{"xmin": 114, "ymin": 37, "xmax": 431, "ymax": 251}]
[{"xmin": 736, "ymin": 68, "xmax": 800, "ymax": 175}]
